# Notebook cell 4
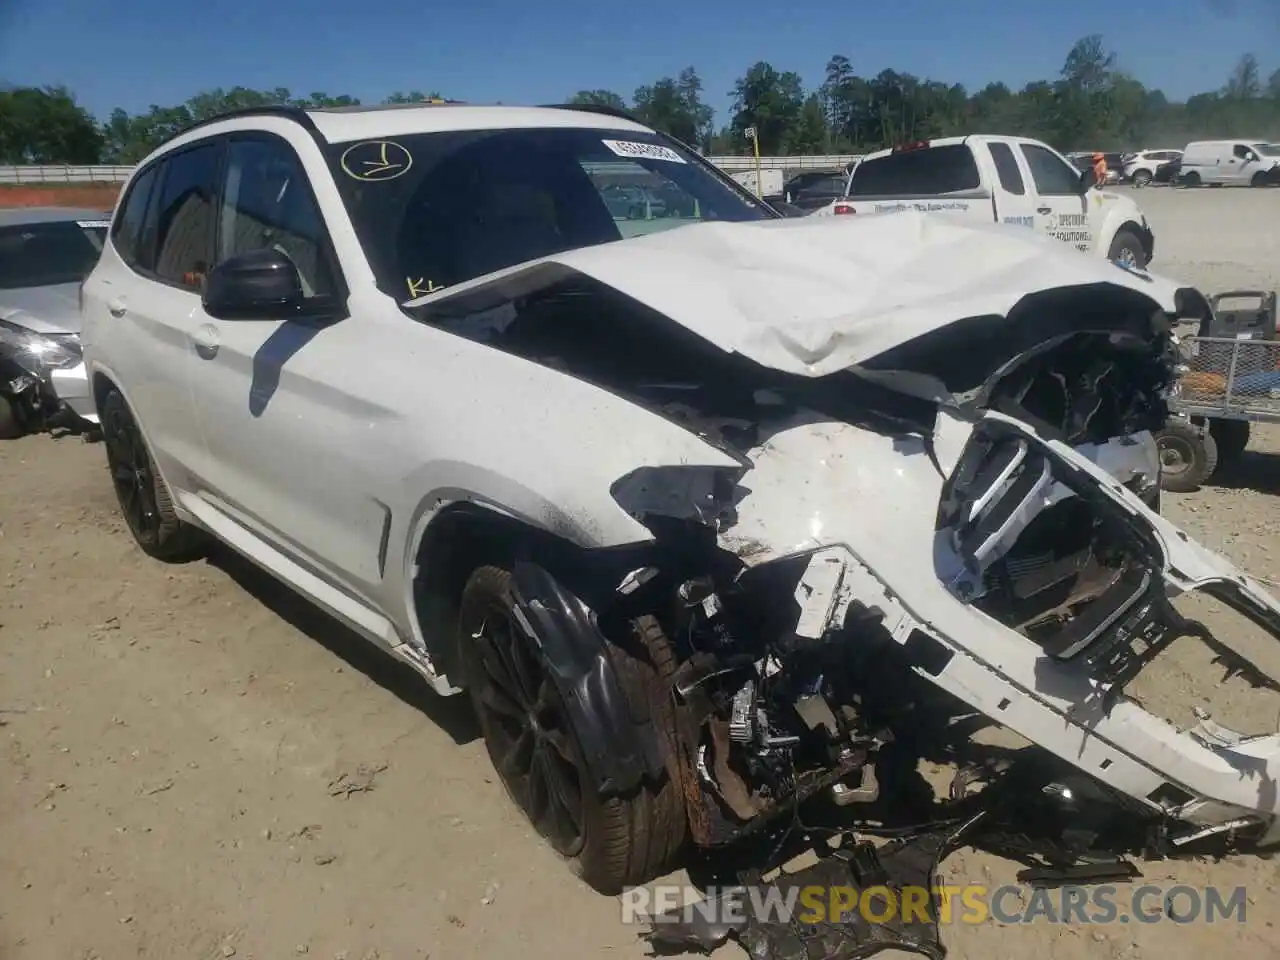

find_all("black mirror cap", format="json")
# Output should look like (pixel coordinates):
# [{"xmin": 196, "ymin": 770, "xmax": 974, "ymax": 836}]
[{"xmin": 203, "ymin": 247, "xmax": 307, "ymax": 320}]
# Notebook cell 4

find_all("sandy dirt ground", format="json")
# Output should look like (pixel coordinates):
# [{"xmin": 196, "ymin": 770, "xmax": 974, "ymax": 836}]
[{"xmin": 5, "ymin": 186, "xmax": 1280, "ymax": 960}]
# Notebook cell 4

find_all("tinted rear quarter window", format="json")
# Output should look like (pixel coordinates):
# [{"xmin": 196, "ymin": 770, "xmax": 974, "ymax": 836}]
[
  {"xmin": 111, "ymin": 165, "xmax": 158, "ymax": 269},
  {"xmin": 986, "ymin": 143, "xmax": 1025, "ymax": 195},
  {"xmin": 847, "ymin": 144, "xmax": 981, "ymax": 196},
  {"xmin": 153, "ymin": 142, "xmax": 221, "ymax": 289}
]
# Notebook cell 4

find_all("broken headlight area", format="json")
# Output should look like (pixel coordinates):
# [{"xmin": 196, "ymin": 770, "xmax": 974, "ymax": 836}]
[{"xmin": 935, "ymin": 417, "xmax": 1200, "ymax": 700}]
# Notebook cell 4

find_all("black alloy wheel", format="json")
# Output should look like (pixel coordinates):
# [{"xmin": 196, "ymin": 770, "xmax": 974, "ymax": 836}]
[
  {"xmin": 465, "ymin": 573, "xmax": 588, "ymax": 857},
  {"xmin": 103, "ymin": 394, "xmax": 163, "ymax": 548},
  {"xmin": 100, "ymin": 389, "xmax": 204, "ymax": 561}
]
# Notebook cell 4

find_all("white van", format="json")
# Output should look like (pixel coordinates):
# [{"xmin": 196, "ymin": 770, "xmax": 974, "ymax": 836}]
[{"xmin": 1179, "ymin": 139, "xmax": 1280, "ymax": 186}]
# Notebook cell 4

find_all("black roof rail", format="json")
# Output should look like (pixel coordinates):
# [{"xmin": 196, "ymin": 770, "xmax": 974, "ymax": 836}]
[
  {"xmin": 538, "ymin": 102, "xmax": 644, "ymax": 124},
  {"xmin": 154, "ymin": 104, "xmax": 321, "ymax": 153}
]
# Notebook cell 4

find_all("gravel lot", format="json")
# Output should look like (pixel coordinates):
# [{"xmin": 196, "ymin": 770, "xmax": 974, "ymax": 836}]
[{"xmin": 4, "ymin": 187, "xmax": 1280, "ymax": 960}]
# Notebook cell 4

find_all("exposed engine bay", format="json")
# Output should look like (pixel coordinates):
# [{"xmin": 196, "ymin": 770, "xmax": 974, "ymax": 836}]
[{"xmin": 406, "ymin": 268, "xmax": 1278, "ymax": 861}]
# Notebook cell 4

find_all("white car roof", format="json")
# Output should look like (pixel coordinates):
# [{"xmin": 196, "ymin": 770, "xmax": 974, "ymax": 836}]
[{"xmin": 302, "ymin": 103, "xmax": 654, "ymax": 144}]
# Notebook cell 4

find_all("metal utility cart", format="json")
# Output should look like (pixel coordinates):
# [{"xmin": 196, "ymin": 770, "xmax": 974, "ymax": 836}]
[{"xmin": 1156, "ymin": 290, "xmax": 1279, "ymax": 491}]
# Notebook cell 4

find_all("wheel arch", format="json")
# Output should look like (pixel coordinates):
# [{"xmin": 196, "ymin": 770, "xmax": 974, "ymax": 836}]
[
  {"xmin": 405, "ymin": 499, "xmax": 673, "ymax": 796},
  {"xmin": 90, "ymin": 368, "xmax": 117, "ymax": 420},
  {"xmin": 403, "ymin": 495, "xmax": 664, "ymax": 693},
  {"xmin": 1108, "ymin": 218, "xmax": 1153, "ymax": 265}
]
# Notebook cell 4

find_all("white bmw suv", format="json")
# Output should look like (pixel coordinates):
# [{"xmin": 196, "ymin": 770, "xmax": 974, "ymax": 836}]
[{"xmin": 81, "ymin": 102, "xmax": 1280, "ymax": 893}]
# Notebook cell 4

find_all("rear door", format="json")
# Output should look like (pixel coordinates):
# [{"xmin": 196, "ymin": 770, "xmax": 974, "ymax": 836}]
[
  {"xmin": 1016, "ymin": 141, "xmax": 1095, "ymax": 255},
  {"xmin": 1198, "ymin": 143, "xmax": 1228, "ymax": 184},
  {"xmin": 984, "ymin": 141, "xmax": 1035, "ymax": 231},
  {"xmin": 83, "ymin": 140, "xmax": 223, "ymax": 487}
]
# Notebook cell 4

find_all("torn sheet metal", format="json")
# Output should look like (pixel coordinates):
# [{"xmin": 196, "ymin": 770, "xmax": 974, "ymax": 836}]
[
  {"xmin": 711, "ymin": 405, "xmax": 1280, "ymax": 841},
  {"xmin": 405, "ymin": 211, "xmax": 1202, "ymax": 378}
]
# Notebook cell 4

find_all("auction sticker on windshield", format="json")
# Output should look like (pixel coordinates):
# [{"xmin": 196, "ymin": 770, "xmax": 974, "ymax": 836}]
[{"xmin": 601, "ymin": 139, "xmax": 687, "ymax": 164}]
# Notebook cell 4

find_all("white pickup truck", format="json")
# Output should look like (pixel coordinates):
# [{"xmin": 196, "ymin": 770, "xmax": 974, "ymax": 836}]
[{"xmin": 811, "ymin": 135, "xmax": 1155, "ymax": 268}]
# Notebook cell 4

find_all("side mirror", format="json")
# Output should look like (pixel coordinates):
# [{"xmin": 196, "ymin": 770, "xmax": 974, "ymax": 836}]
[
  {"xmin": 202, "ymin": 248, "xmax": 308, "ymax": 321},
  {"xmin": 1080, "ymin": 166, "xmax": 1099, "ymax": 193}
]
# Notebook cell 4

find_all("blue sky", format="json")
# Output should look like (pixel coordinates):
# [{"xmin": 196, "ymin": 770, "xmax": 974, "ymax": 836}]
[{"xmin": 3, "ymin": 0, "xmax": 1278, "ymax": 124}]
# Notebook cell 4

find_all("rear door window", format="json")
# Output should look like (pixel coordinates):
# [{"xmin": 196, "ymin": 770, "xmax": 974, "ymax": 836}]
[
  {"xmin": 987, "ymin": 143, "xmax": 1025, "ymax": 195},
  {"xmin": 111, "ymin": 165, "xmax": 158, "ymax": 271},
  {"xmin": 846, "ymin": 144, "xmax": 981, "ymax": 196}
]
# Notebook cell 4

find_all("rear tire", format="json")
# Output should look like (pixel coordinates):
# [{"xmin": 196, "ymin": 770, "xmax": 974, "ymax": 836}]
[
  {"xmin": 458, "ymin": 565, "xmax": 686, "ymax": 894},
  {"xmin": 100, "ymin": 389, "xmax": 205, "ymax": 562},
  {"xmin": 0, "ymin": 394, "xmax": 23, "ymax": 439},
  {"xmin": 1156, "ymin": 419, "xmax": 1218, "ymax": 492},
  {"xmin": 1210, "ymin": 418, "xmax": 1251, "ymax": 463},
  {"xmin": 1132, "ymin": 170, "xmax": 1152, "ymax": 187}
]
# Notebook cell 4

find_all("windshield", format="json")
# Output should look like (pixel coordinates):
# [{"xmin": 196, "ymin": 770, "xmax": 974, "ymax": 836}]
[
  {"xmin": 0, "ymin": 220, "xmax": 105, "ymax": 290},
  {"xmin": 1255, "ymin": 143, "xmax": 1280, "ymax": 157},
  {"xmin": 324, "ymin": 126, "xmax": 775, "ymax": 302}
]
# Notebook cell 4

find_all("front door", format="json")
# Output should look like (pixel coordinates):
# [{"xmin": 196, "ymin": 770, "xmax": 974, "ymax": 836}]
[
  {"xmin": 1227, "ymin": 143, "xmax": 1260, "ymax": 185},
  {"xmin": 1018, "ymin": 142, "xmax": 1096, "ymax": 256},
  {"xmin": 185, "ymin": 131, "xmax": 390, "ymax": 602}
]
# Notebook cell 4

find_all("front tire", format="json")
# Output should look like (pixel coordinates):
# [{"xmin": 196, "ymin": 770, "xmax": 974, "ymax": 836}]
[
  {"xmin": 1108, "ymin": 229, "xmax": 1147, "ymax": 269},
  {"xmin": 1181, "ymin": 171, "xmax": 1201, "ymax": 188},
  {"xmin": 458, "ymin": 565, "xmax": 686, "ymax": 894},
  {"xmin": 1156, "ymin": 419, "xmax": 1218, "ymax": 492},
  {"xmin": 100, "ymin": 389, "xmax": 205, "ymax": 561}
]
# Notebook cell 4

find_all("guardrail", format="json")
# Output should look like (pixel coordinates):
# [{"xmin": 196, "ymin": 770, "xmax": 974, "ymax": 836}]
[
  {"xmin": 707, "ymin": 155, "xmax": 862, "ymax": 171},
  {"xmin": 1, "ymin": 155, "xmax": 863, "ymax": 185},
  {"xmin": 0, "ymin": 165, "xmax": 135, "ymax": 184}
]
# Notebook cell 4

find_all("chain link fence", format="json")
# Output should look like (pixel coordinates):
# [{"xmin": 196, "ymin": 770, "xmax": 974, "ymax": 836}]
[{"xmin": 1177, "ymin": 336, "xmax": 1280, "ymax": 412}]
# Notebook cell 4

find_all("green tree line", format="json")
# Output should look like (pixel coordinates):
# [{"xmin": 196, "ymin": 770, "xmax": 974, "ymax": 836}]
[{"xmin": 6, "ymin": 36, "xmax": 1280, "ymax": 165}]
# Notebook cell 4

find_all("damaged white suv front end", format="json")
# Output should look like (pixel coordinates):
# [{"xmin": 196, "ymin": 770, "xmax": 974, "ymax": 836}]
[{"xmin": 407, "ymin": 208, "xmax": 1280, "ymax": 870}]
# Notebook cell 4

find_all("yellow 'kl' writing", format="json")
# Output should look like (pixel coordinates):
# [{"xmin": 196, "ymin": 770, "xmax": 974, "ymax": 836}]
[{"xmin": 407, "ymin": 277, "xmax": 444, "ymax": 298}]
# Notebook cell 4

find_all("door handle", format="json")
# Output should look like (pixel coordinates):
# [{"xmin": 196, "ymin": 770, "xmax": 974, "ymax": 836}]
[
  {"xmin": 191, "ymin": 323, "xmax": 219, "ymax": 359},
  {"xmin": 107, "ymin": 297, "xmax": 127, "ymax": 318},
  {"xmin": 1036, "ymin": 206, "xmax": 1052, "ymax": 214}
]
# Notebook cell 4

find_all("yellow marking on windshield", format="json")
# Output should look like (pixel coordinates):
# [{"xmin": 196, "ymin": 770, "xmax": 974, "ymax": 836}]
[{"xmin": 407, "ymin": 276, "xmax": 444, "ymax": 298}]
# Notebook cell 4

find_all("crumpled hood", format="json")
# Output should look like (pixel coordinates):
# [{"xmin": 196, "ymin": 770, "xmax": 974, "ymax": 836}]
[
  {"xmin": 0, "ymin": 283, "xmax": 82, "ymax": 335},
  {"xmin": 409, "ymin": 211, "xmax": 1197, "ymax": 378}
]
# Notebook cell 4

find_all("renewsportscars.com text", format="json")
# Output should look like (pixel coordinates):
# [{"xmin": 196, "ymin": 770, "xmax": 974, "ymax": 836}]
[{"xmin": 621, "ymin": 883, "xmax": 1248, "ymax": 927}]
